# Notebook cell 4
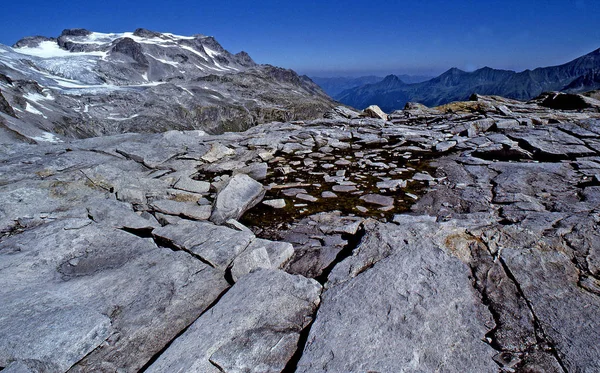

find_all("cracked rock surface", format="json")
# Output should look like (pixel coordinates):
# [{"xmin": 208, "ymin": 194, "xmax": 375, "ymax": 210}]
[{"xmin": 1, "ymin": 94, "xmax": 600, "ymax": 372}]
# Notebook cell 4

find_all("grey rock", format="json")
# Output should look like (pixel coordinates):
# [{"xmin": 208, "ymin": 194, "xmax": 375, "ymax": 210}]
[
  {"xmin": 332, "ymin": 184, "xmax": 357, "ymax": 192},
  {"xmin": 234, "ymin": 162, "xmax": 268, "ymax": 181},
  {"xmin": 321, "ymin": 191, "xmax": 337, "ymax": 198},
  {"xmin": 174, "ymin": 177, "xmax": 211, "ymax": 194},
  {"xmin": 502, "ymin": 245, "xmax": 600, "ymax": 372},
  {"xmin": 147, "ymin": 269, "xmax": 321, "ymax": 373},
  {"xmin": 376, "ymin": 179, "xmax": 407, "ymax": 191},
  {"xmin": 412, "ymin": 172, "xmax": 435, "ymax": 181},
  {"xmin": 360, "ymin": 105, "xmax": 388, "ymax": 120},
  {"xmin": 211, "ymin": 173, "xmax": 265, "ymax": 224},
  {"xmin": 201, "ymin": 143, "xmax": 235, "ymax": 163},
  {"xmin": 435, "ymin": 140, "xmax": 457, "ymax": 152},
  {"xmin": 87, "ymin": 198, "xmax": 159, "ymax": 230},
  {"xmin": 359, "ymin": 193, "xmax": 394, "ymax": 206},
  {"xmin": 297, "ymin": 221, "xmax": 497, "ymax": 372},
  {"xmin": 296, "ymin": 193, "xmax": 318, "ymax": 202},
  {"xmin": 262, "ymin": 198, "xmax": 286, "ymax": 208},
  {"xmin": 153, "ymin": 219, "xmax": 255, "ymax": 269},
  {"xmin": 230, "ymin": 238, "xmax": 294, "ymax": 281},
  {"xmin": 0, "ymin": 219, "xmax": 227, "ymax": 372},
  {"xmin": 152, "ymin": 199, "xmax": 212, "ymax": 220}
]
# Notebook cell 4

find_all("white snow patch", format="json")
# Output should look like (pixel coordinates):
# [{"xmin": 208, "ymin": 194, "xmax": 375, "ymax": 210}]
[
  {"xmin": 24, "ymin": 92, "xmax": 54, "ymax": 103},
  {"xmin": 204, "ymin": 47, "xmax": 220, "ymax": 58},
  {"xmin": 15, "ymin": 41, "xmax": 106, "ymax": 58},
  {"xmin": 141, "ymin": 72, "xmax": 149, "ymax": 81},
  {"xmin": 163, "ymin": 32, "xmax": 196, "ymax": 40},
  {"xmin": 150, "ymin": 55, "xmax": 179, "ymax": 66},
  {"xmin": 181, "ymin": 45, "xmax": 208, "ymax": 59},
  {"xmin": 107, "ymin": 114, "xmax": 140, "ymax": 121},
  {"xmin": 32, "ymin": 132, "xmax": 62, "ymax": 143},
  {"xmin": 181, "ymin": 87, "xmax": 194, "ymax": 96},
  {"xmin": 25, "ymin": 103, "xmax": 47, "ymax": 118}
]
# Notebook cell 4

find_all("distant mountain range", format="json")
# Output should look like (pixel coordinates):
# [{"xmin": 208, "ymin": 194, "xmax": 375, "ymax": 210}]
[
  {"xmin": 336, "ymin": 48, "xmax": 600, "ymax": 112},
  {"xmin": 310, "ymin": 75, "xmax": 432, "ymax": 97},
  {"xmin": 0, "ymin": 28, "xmax": 335, "ymax": 142}
]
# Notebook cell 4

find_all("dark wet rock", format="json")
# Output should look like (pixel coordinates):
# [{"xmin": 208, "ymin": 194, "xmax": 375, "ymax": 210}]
[{"xmin": 539, "ymin": 91, "xmax": 598, "ymax": 110}]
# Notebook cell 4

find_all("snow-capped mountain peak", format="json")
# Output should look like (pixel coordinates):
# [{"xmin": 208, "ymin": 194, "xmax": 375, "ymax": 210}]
[{"xmin": 0, "ymin": 28, "xmax": 334, "ymax": 143}]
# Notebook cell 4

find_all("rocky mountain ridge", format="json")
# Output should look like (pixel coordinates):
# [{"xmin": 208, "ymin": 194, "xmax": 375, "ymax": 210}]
[
  {"xmin": 337, "ymin": 47, "xmax": 600, "ymax": 111},
  {"xmin": 0, "ymin": 28, "xmax": 336, "ymax": 142},
  {"xmin": 310, "ymin": 74, "xmax": 432, "ymax": 97},
  {"xmin": 1, "ymin": 93, "xmax": 600, "ymax": 372}
]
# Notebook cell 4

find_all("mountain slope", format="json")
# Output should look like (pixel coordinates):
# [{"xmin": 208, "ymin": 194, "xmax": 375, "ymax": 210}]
[
  {"xmin": 310, "ymin": 74, "xmax": 432, "ymax": 97},
  {"xmin": 336, "ymin": 48, "xmax": 600, "ymax": 111},
  {"xmin": 0, "ymin": 28, "xmax": 336, "ymax": 142}
]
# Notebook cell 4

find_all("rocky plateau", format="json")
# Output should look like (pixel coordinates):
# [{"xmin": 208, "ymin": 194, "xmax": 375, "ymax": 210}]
[{"xmin": 1, "ymin": 89, "xmax": 600, "ymax": 372}]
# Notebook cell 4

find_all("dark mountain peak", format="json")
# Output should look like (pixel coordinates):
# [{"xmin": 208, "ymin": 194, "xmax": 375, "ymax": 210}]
[
  {"xmin": 60, "ymin": 29, "xmax": 92, "ymax": 37},
  {"xmin": 109, "ymin": 37, "xmax": 149, "ymax": 67},
  {"xmin": 12, "ymin": 36, "xmax": 56, "ymax": 48},
  {"xmin": 133, "ymin": 28, "xmax": 163, "ymax": 38},
  {"xmin": 443, "ymin": 67, "xmax": 467, "ymax": 75},
  {"xmin": 234, "ymin": 51, "xmax": 256, "ymax": 67},
  {"xmin": 382, "ymin": 74, "xmax": 401, "ymax": 82}
]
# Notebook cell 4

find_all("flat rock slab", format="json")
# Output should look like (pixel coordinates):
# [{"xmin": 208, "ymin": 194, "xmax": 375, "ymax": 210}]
[
  {"xmin": 0, "ymin": 219, "xmax": 228, "ymax": 372},
  {"xmin": 502, "ymin": 245, "xmax": 600, "ymax": 371},
  {"xmin": 262, "ymin": 198, "xmax": 287, "ymax": 208},
  {"xmin": 296, "ymin": 221, "xmax": 497, "ymax": 372},
  {"xmin": 332, "ymin": 184, "xmax": 357, "ymax": 192},
  {"xmin": 147, "ymin": 269, "xmax": 321, "ymax": 373},
  {"xmin": 153, "ymin": 219, "xmax": 255, "ymax": 269},
  {"xmin": 201, "ymin": 142, "xmax": 235, "ymax": 163},
  {"xmin": 87, "ymin": 198, "xmax": 159, "ymax": 230},
  {"xmin": 174, "ymin": 177, "xmax": 211, "ymax": 194},
  {"xmin": 151, "ymin": 199, "xmax": 212, "ymax": 220},
  {"xmin": 296, "ymin": 193, "xmax": 318, "ymax": 202},
  {"xmin": 210, "ymin": 173, "xmax": 265, "ymax": 224},
  {"xmin": 360, "ymin": 193, "xmax": 394, "ymax": 206},
  {"xmin": 230, "ymin": 238, "xmax": 294, "ymax": 282},
  {"xmin": 509, "ymin": 128, "xmax": 596, "ymax": 158}
]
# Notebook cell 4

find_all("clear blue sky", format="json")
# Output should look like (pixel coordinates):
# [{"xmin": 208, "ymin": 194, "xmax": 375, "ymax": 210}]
[{"xmin": 2, "ymin": 0, "xmax": 599, "ymax": 77}]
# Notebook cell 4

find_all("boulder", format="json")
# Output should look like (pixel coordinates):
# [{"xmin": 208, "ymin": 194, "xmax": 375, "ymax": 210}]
[
  {"xmin": 360, "ymin": 105, "xmax": 388, "ymax": 120},
  {"xmin": 210, "ymin": 174, "xmax": 265, "ymax": 224}
]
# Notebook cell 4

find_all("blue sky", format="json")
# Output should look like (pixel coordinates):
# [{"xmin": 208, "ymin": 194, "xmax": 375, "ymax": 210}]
[{"xmin": 2, "ymin": 0, "xmax": 599, "ymax": 77}]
